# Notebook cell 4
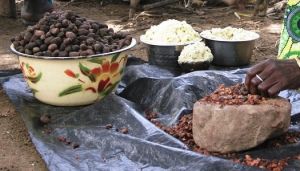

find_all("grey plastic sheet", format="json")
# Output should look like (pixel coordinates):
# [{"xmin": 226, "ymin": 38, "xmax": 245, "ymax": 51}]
[{"xmin": 2, "ymin": 57, "xmax": 300, "ymax": 171}]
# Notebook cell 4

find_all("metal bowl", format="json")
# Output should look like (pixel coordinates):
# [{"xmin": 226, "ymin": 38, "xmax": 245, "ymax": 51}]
[
  {"xmin": 140, "ymin": 36, "xmax": 199, "ymax": 68},
  {"xmin": 200, "ymin": 32, "xmax": 260, "ymax": 67}
]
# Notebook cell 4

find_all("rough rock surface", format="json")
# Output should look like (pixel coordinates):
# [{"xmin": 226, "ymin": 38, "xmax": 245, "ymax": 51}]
[{"xmin": 193, "ymin": 98, "xmax": 291, "ymax": 153}]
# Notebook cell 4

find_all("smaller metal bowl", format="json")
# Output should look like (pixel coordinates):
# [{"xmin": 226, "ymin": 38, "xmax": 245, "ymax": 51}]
[
  {"xmin": 200, "ymin": 32, "xmax": 260, "ymax": 67},
  {"xmin": 140, "ymin": 36, "xmax": 200, "ymax": 68}
]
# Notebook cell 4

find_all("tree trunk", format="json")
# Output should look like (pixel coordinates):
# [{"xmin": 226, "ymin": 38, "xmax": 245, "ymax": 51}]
[{"xmin": 0, "ymin": 0, "xmax": 16, "ymax": 18}]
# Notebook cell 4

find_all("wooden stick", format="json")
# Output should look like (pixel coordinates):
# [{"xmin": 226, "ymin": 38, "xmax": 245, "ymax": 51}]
[
  {"xmin": 133, "ymin": 11, "xmax": 161, "ymax": 20},
  {"xmin": 143, "ymin": 0, "xmax": 179, "ymax": 10},
  {"xmin": 267, "ymin": 0, "xmax": 287, "ymax": 14},
  {"xmin": 63, "ymin": 0, "xmax": 76, "ymax": 7}
]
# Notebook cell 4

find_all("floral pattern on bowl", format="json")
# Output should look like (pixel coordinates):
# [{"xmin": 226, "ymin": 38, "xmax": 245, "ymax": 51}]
[
  {"xmin": 11, "ymin": 39, "xmax": 136, "ymax": 106},
  {"xmin": 59, "ymin": 53, "xmax": 126, "ymax": 97},
  {"xmin": 20, "ymin": 62, "xmax": 42, "ymax": 84}
]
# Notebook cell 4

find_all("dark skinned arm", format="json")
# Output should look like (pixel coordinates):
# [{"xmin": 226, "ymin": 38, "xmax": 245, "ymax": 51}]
[{"xmin": 245, "ymin": 59, "xmax": 300, "ymax": 97}]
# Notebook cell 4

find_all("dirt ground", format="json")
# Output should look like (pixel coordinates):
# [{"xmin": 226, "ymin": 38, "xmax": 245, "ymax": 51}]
[{"xmin": 0, "ymin": 0, "xmax": 283, "ymax": 170}]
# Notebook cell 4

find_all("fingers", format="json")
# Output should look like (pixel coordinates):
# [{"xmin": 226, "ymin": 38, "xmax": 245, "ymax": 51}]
[
  {"xmin": 248, "ymin": 59, "xmax": 270, "ymax": 77},
  {"xmin": 251, "ymin": 75, "xmax": 263, "ymax": 87},
  {"xmin": 256, "ymin": 66, "xmax": 276, "ymax": 92},
  {"xmin": 268, "ymin": 82, "xmax": 284, "ymax": 97},
  {"xmin": 244, "ymin": 59, "xmax": 296, "ymax": 96},
  {"xmin": 257, "ymin": 73, "xmax": 286, "ymax": 97},
  {"xmin": 249, "ymin": 81, "xmax": 258, "ymax": 94},
  {"xmin": 257, "ymin": 76, "xmax": 278, "ymax": 96},
  {"xmin": 248, "ymin": 75, "xmax": 262, "ymax": 94},
  {"xmin": 245, "ymin": 59, "xmax": 270, "ymax": 89},
  {"xmin": 257, "ymin": 77, "xmax": 277, "ymax": 93},
  {"xmin": 244, "ymin": 74, "xmax": 252, "ymax": 90}
]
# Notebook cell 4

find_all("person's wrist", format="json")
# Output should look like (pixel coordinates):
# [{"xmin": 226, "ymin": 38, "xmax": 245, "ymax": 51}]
[
  {"xmin": 282, "ymin": 59, "xmax": 300, "ymax": 90},
  {"xmin": 292, "ymin": 58, "xmax": 300, "ymax": 89}
]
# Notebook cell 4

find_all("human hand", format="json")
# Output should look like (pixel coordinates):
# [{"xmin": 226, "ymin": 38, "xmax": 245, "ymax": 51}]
[{"xmin": 245, "ymin": 59, "xmax": 300, "ymax": 97}]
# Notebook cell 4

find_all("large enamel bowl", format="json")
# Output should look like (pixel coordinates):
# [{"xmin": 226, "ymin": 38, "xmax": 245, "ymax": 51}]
[{"xmin": 10, "ymin": 39, "xmax": 136, "ymax": 106}]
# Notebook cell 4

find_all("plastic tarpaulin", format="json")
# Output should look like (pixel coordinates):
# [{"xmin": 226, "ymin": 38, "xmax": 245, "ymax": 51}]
[{"xmin": 2, "ymin": 57, "xmax": 300, "ymax": 171}]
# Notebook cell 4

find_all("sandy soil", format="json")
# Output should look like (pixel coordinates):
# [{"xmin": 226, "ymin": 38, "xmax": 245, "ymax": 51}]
[{"xmin": 0, "ymin": 0, "xmax": 283, "ymax": 170}]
